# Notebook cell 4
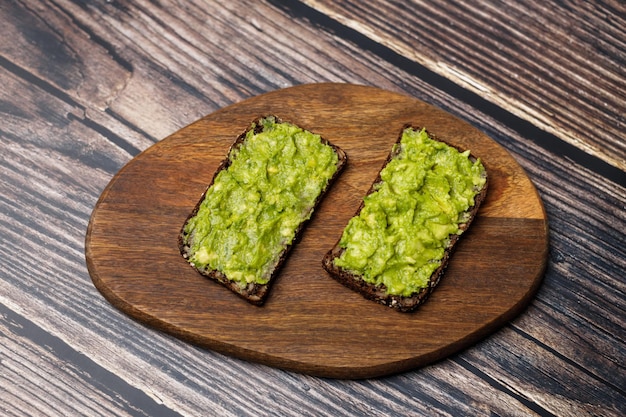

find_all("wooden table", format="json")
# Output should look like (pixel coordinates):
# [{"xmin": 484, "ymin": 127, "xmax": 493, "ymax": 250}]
[{"xmin": 1, "ymin": 1, "xmax": 624, "ymax": 415}]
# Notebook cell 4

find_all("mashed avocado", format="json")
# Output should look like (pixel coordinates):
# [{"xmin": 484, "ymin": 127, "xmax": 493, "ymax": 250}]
[
  {"xmin": 333, "ymin": 127, "xmax": 486, "ymax": 297},
  {"xmin": 183, "ymin": 116, "xmax": 339, "ymax": 285}
]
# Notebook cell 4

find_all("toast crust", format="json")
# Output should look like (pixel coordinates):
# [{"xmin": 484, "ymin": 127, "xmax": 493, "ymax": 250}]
[
  {"xmin": 322, "ymin": 125, "xmax": 488, "ymax": 312},
  {"xmin": 179, "ymin": 116, "xmax": 347, "ymax": 305}
]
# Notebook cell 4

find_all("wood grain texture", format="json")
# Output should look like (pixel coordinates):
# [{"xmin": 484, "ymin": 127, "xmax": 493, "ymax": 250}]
[
  {"xmin": 1, "ymin": 0, "xmax": 624, "ymax": 415},
  {"xmin": 301, "ymin": 0, "xmax": 626, "ymax": 171},
  {"xmin": 85, "ymin": 84, "xmax": 548, "ymax": 378}
]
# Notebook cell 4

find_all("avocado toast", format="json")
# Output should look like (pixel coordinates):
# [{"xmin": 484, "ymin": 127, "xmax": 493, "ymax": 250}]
[
  {"xmin": 323, "ymin": 125, "xmax": 487, "ymax": 312},
  {"xmin": 180, "ymin": 115, "xmax": 347, "ymax": 305}
]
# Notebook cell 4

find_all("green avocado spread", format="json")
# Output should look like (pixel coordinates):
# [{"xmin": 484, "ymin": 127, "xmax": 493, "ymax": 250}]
[
  {"xmin": 183, "ymin": 116, "xmax": 339, "ymax": 286},
  {"xmin": 333, "ymin": 127, "xmax": 486, "ymax": 297}
]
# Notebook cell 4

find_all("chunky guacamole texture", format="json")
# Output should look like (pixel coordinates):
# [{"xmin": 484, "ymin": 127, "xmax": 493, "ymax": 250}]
[
  {"xmin": 333, "ymin": 127, "xmax": 486, "ymax": 297},
  {"xmin": 183, "ymin": 116, "xmax": 339, "ymax": 285}
]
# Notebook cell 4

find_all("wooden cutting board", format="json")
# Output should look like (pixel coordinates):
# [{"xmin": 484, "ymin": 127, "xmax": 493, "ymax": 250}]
[{"xmin": 85, "ymin": 83, "xmax": 548, "ymax": 379}]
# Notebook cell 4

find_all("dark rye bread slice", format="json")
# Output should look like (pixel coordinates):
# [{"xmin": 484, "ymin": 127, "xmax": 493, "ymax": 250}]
[
  {"xmin": 322, "ymin": 125, "xmax": 488, "ymax": 312},
  {"xmin": 179, "ymin": 115, "xmax": 347, "ymax": 306}
]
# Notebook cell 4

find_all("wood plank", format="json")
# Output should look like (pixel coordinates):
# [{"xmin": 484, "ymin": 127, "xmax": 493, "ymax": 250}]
[
  {"xmin": 0, "ymin": 0, "xmax": 623, "ymax": 414},
  {"xmin": 460, "ymin": 326, "xmax": 625, "ymax": 416},
  {"xmin": 299, "ymin": 0, "xmax": 626, "ymax": 171},
  {"xmin": 0, "ymin": 304, "xmax": 181, "ymax": 417}
]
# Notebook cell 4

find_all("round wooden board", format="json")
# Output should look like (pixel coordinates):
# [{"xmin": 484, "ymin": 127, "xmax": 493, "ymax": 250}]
[{"xmin": 85, "ymin": 83, "xmax": 548, "ymax": 379}]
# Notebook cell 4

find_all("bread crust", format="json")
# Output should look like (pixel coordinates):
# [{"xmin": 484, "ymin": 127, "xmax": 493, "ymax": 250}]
[
  {"xmin": 179, "ymin": 115, "xmax": 347, "ymax": 305},
  {"xmin": 322, "ymin": 125, "xmax": 488, "ymax": 312}
]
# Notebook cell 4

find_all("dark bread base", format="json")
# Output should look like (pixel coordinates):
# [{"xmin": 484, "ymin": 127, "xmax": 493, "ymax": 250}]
[
  {"xmin": 322, "ymin": 125, "xmax": 488, "ymax": 312},
  {"xmin": 179, "ymin": 115, "xmax": 347, "ymax": 306}
]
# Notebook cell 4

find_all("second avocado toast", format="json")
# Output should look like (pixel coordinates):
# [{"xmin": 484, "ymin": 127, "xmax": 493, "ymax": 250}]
[{"xmin": 323, "ymin": 126, "xmax": 488, "ymax": 312}]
